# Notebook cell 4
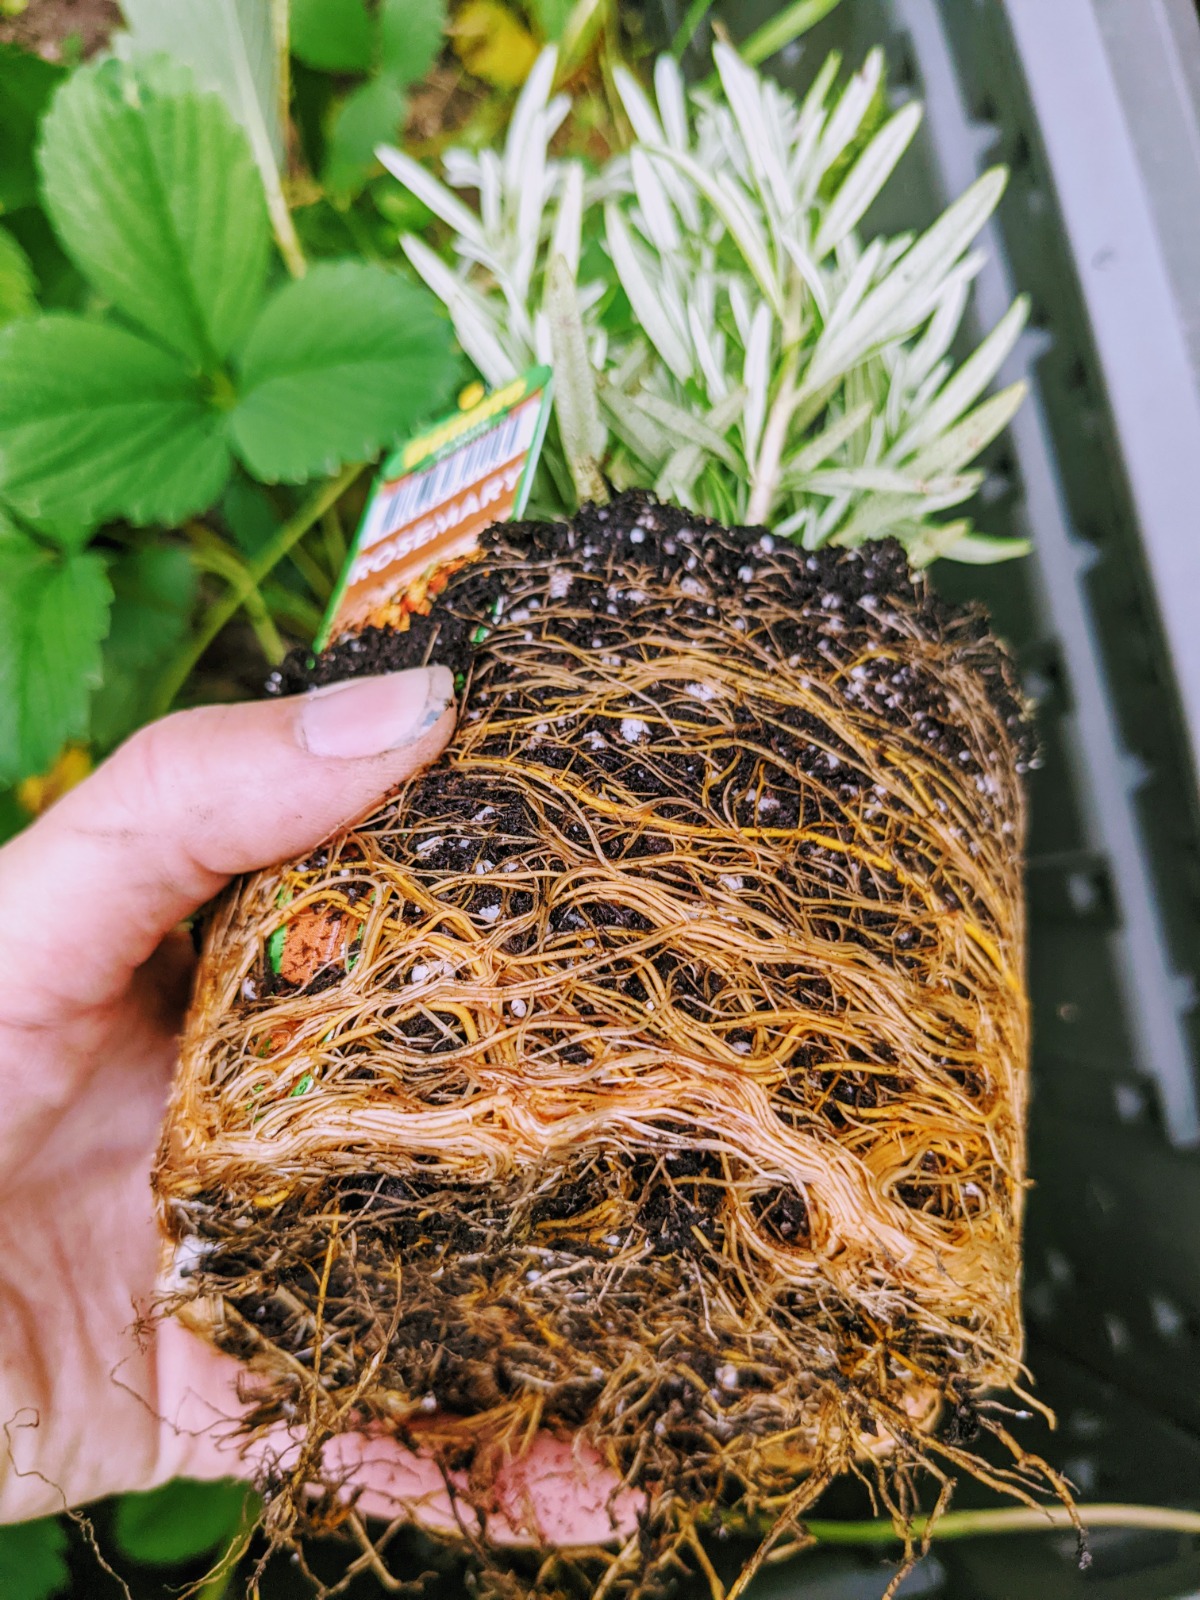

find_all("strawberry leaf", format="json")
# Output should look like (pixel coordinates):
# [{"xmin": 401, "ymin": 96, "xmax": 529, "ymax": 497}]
[
  {"xmin": 291, "ymin": 0, "xmax": 376, "ymax": 73},
  {"xmin": 528, "ymin": 0, "xmax": 575, "ymax": 42},
  {"xmin": 323, "ymin": 75, "xmax": 408, "ymax": 198},
  {"xmin": 0, "ymin": 1518, "xmax": 68, "ymax": 1600},
  {"xmin": 0, "ymin": 227, "xmax": 36, "ymax": 325},
  {"xmin": 90, "ymin": 542, "xmax": 198, "ymax": 751},
  {"xmin": 0, "ymin": 46, "xmax": 63, "ymax": 214},
  {"xmin": 380, "ymin": 0, "xmax": 445, "ymax": 85},
  {"xmin": 37, "ymin": 55, "xmax": 270, "ymax": 370},
  {"xmin": 230, "ymin": 260, "xmax": 457, "ymax": 482},
  {"xmin": 113, "ymin": 1479, "xmax": 254, "ymax": 1567},
  {"xmin": 0, "ymin": 316, "xmax": 232, "ymax": 527},
  {"xmin": 0, "ymin": 523, "xmax": 111, "ymax": 785},
  {"xmin": 119, "ymin": 0, "xmax": 286, "ymax": 166}
]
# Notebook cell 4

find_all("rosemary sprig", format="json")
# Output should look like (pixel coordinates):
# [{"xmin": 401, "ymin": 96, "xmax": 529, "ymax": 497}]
[{"xmin": 380, "ymin": 41, "xmax": 1030, "ymax": 567}]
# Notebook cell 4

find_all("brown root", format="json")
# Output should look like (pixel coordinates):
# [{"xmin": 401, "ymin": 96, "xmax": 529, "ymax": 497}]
[{"xmin": 155, "ymin": 493, "xmax": 1057, "ymax": 1594}]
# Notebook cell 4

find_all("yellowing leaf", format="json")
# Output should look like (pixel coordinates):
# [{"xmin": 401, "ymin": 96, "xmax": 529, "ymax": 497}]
[
  {"xmin": 17, "ymin": 744, "xmax": 91, "ymax": 816},
  {"xmin": 451, "ymin": 1, "xmax": 538, "ymax": 89}
]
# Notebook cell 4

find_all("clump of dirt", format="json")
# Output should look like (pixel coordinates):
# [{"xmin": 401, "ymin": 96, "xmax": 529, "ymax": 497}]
[
  {"xmin": 157, "ymin": 493, "xmax": 1067, "ymax": 1597},
  {"xmin": 0, "ymin": 0, "xmax": 119, "ymax": 62}
]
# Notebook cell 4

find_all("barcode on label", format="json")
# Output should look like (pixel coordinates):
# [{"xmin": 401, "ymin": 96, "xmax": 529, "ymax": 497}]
[
  {"xmin": 319, "ymin": 365, "xmax": 554, "ymax": 644},
  {"xmin": 359, "ymin": 403, "xmax": 541, "ymax": 556}
]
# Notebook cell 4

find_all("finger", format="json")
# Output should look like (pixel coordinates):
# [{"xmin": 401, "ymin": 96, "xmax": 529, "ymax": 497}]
[
  {"xmin": 336, "ymin": 1431, "xmax": 645, "ymax": 1547},
  {"xmin": 0, "ymin": 667, "xmax": 455, "ymax": 1020},
  {"xmin": 160, "ymin": 1333, "xmax": 643, "ymax": 1550}
]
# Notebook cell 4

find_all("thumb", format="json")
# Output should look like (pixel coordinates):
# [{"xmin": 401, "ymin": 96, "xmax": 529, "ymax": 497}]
[{"xmin": 0, "ymin": 666, "xmax": 455, "ymax": 1020}]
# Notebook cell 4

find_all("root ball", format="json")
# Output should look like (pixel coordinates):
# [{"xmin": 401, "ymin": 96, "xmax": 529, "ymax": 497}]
[{"xmin": 156, "ymin": 494, "xmax": 1050, "ymax": 1590}]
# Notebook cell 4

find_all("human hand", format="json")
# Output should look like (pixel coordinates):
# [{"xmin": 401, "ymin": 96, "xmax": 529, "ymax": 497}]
[{"xmin": 0, "ymin": 667, "xmax": 638, "ymax": 1548}]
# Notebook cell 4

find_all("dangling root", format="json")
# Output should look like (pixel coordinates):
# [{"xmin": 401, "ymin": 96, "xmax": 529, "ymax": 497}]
[{"xmin": 154, "ymin": 493, "xmax": 1060, "ymax": 1594}]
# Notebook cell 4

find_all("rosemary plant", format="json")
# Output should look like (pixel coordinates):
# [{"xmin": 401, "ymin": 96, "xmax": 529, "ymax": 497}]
[{"xmin": 379, "ymin": 42, "xmax": 1031, "ymax": 567}]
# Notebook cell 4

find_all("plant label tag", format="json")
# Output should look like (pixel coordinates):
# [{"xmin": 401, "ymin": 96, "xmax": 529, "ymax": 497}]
[{"xmin": 320, "ymin": 365, "xmax": 553, "ymax": 644}]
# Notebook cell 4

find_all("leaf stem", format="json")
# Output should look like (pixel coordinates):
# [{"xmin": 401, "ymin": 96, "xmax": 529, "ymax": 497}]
[
  {"xmin": 740, "ymin": 0, "xmax": 845, "ymax": 66},
  {"xmin": 153, "ymin": 464, "xmax": 364, "ymax": 718},
  {"xmin": 672, "ymin": 0, "xmax": 713, "ymax": 57},
  {"xmin": 560, "ymin": 0, "xmax": 610, "ymax": 73},
  {"xmin": 184, "ymin": 524, "xmax": 286, "ymax": 664},
  {"xmin": 264, "ymin": 0, "xmax": 308, "ymax": 279},
  {"xmin": 262, "ymin": 582, "xmax": 326, "ymax": 639},
  {"xmin": 195, "ymin": 1568, "xmax": 234, "ymax": 1600},
  {"xmin": 321, "ymin": 505, "xmax": 348, "ymax": 577},
  {"xmin": 268, "ymin": 186, "xmax": 307, "ymax": 282},
  {"xmin": 272, "ymin": 0, "xmax": 290, "ymax": 151},
  {"xmin": 281, "ymin": 535, "xmax": 334, "ymax": 604},
  {"xmin": 803, "ymin": 1502, "xmax": 1200, "ymax": 1546}
]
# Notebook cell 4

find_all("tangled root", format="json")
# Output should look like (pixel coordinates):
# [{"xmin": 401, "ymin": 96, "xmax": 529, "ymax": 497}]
[{"xmin": 155, "ymin": 493, "xmax": 1068, "ymax": 1594}]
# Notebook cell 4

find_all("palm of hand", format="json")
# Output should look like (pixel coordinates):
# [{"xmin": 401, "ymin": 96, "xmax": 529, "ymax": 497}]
[{"xmin": 0, "ymin": 936, "xmax": 219, "ymax": 1519}]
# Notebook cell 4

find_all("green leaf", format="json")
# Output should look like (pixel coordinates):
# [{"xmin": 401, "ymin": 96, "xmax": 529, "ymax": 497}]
[
  {"xmin": 323, "ymin": 75, "xmax": 408, "ymax": 198},
  {"xmin": 739, "ymin": 0, "xmax": 845, "ymax": 66},
  {"xmin": 37, "ymin": 55, "xmax": 270, "ymax": 369},
  {"xmin": 0, "ymin": 45, "xmax": 63, "ymax": 214},
  {"xmin": 654, "ymin": 384, "xmax": 747, "ymax": 504},
  {"xmin": 622, "ymin": 387, "xmax": 740, "ymax": 471},
  {"xmin": 529, "ymin": 0, "xmax": 575, "ymax": 40},
  {"xmin": 0, "ymin": 226, "xmax": 35, "ymax": 324},
  {"xmin": 291, "ymin": 0, "xmax": 375, "ymax": 73},
  {"xmin": 0, "ymin": 1517, "xmax": 68, "ymax": 1600},
  {"xmin": 400, "ymin": 231, "xmax": 512, "ymax": 385},
  {"xmin": 380, "ymin": 0, "xmax": 445, "ymax": 85},
  {"xmin": 651, "ymin": 146, "xmax": 783, "ymax": 317},
  {"xmin": 904, "ymin": 517, "xmax": 1031, "ymax": 567},
  {"xmin": 382, "ymin": 145, "xmax": 488, "ymax": 240},
  {"xmin": 0, "ymin": 787, "xmax": 26, "ymax": 848},
  {"xmin": 2, "ymin": 210, "xmax": 82, "ymax": 312},
  {"xmin": 806, "ymin": 465, "xmax": 980, "ymax": 497},
  {"xmin": 113, "ymin": 1478, "xmax": 253, "ymax": 1567},
  {"xmin": 0, "ymin": 315, "xmax": 231, "ymax": 527},
  {"xmin": 0, "ymin": 524, "xmax": 111, "ymax": 785},
  {"xmin": 118, "ymin": 0, "xmax": 285, "ymax": 167},
  {"xmin": 90, "ymin": 542, "xmax": 198, "ymax": 751},
  {"xmin": 221, "ymin": 473, "xmax": 280, "ymax": 557},
  {"xmin": 803, "ymin": 168, "xmax": 1009, "ymax": 399},
  {"xmin": 781, "ymin": 403, "xmax": 873, "ymax": 484},
  {"xmin": 230, "ymin": 260, "xmax": 456, "ymax": 482}
]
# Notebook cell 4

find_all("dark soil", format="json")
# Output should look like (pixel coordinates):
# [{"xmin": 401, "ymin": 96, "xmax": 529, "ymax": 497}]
[{"xmin": 270, "ymin": 490, "xmax": 1034, "ymax": 777}]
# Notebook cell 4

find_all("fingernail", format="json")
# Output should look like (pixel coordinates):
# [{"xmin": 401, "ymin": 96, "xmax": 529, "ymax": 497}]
[{"xmin": 299, "ymin": 666, "xmax": 455, "ymax": 759}]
